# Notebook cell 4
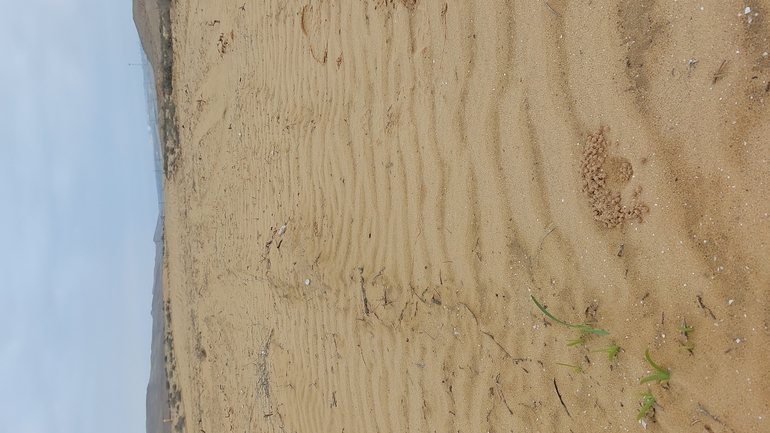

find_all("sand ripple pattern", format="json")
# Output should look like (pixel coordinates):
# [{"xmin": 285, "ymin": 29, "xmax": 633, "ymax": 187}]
[{"xmin": 155, "ymin": 0, "xmax": 770, "ymax": 432}]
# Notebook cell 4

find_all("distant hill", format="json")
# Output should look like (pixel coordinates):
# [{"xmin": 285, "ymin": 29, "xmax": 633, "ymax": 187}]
[
  {"xmin": 133, "ymin": 0, "xmax": 162, "ymax": 70},
  {"xmin": 134, "ymin": 2, "xmax": 172, "ymax": 433}
]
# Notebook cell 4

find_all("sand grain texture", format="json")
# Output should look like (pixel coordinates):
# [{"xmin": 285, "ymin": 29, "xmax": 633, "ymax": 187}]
[{"xmin": 149, "ymin": 0, "xmax": 770, "ymax": 431}]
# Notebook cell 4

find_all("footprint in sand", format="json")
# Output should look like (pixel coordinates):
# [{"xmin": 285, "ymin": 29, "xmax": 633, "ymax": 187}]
[{"xmin": 301, "ymin": 2, "xmax": 329, "ymax": 65}]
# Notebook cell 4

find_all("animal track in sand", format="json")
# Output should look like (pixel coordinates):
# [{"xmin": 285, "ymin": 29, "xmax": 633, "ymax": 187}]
[
  {"xmin": 580, "ymin": 126, "xmax": 648, "ymax": 228},
  {"xmin": 300, "ymin": 3, "xmax": 329, "ymax": 64}
]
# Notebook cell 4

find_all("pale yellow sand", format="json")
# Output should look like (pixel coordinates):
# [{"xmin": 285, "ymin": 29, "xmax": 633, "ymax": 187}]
[{"xmin": 139, "ymin": 0, "xmax": 770, "ymax": 431}]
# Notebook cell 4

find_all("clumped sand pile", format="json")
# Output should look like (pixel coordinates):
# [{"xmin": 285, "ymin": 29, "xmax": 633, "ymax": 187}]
[
  {"xmin": 139, "ymin": 0, "xmax": 770, "ymax": 432},
  {"xmin": 580, "ymin": 127, "xmax": 648, "ymax": 228}
]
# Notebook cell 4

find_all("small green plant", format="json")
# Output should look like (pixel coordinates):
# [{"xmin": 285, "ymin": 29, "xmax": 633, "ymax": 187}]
[
  {"xmin": 640, "ymin": 349, "xmax": 670, "ymax": 385},
  {"xmin": 567, "ymin": 338, "xmax": 585, "ymax": 347},
  {"xmin": 555, "ymin": 362, "xmax": 582, "ymax": 373},
  {"xmin": 679, "ymin": 319, "xmax": 694, "ymax": 353},
  {"xmin": 531, "ymin": 295, "xmax": 609, "ymax": 336},
  {"xmin": 592, "ymin": 345, "xmax": 620, "ymax": 362},
  {"xmin": 636, "ymin": 391, "xmax": 656, "ymax": 420}
]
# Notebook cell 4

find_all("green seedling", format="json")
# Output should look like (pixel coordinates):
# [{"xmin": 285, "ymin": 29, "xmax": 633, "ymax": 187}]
[
  {"xmin": 567, "ymin": 338, "xmax": 585, "ymax": 347},
  {"xmin": 555, "ymin": 362, "xmax": 582, "ymax": 373},
  {"xmin": 592, "ymin": 345, "xmax": 620, "ymax": 362},
  {"xmin": 636, "ymin": 391, "xmax": 656, "ymax": 421},
  {"xmin": 679, "ymin": 319, "xmax": 694, "ymax": 353},
  {"xmin": 640, "ymin": 349, "xmax": 670, "ymax": 385},
  {"xmin": 679, "ymin": 319, "xmax": 694, "ymax": 340},
  {"xmin": 531, "ymin": 295, "xmax": 609, "ymax": 336}
]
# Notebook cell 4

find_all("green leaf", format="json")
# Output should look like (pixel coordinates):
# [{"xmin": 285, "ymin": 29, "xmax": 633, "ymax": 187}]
[
  {"xmin": 592, "ymin": 345, "xmax": 620, "ymax": 362},
  {"xmin": 531, "ymin": 295, "xmax": 609, "ymax": 336},
  {"xmin": 640, "ymin": 349, "xmax": 670, "ymax": 385},
  {"xmin": 555, "ymin": 362, "xmax": 581, "ymax": 373},
  {"xmin": 636, "ymin": 392, "xmax": 656, "ymax": 420},
  {"xmin": 566, "ymin": 338, "xmax": 585, "ymax": 347}
]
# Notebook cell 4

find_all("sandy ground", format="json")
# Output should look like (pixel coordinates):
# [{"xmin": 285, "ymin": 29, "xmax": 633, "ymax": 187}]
[{"xmin": 138, "ymin": 0, "xmax": 770, "ymax": 431}]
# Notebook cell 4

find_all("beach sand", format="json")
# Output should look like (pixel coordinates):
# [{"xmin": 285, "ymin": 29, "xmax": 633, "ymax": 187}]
[{"xmin": 137, "ymin": 0, "xmax": 770, "ymax": 431}]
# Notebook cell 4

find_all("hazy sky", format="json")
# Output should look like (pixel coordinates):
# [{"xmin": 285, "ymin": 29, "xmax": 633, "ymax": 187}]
[{"xmin": 1, "ymin": 1, "xmax": 158, "ymax": 432}]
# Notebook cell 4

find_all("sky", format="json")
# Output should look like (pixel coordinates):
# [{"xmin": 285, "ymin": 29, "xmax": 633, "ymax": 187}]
[{"xmin": 0, "ymin": 1, "xmax": 159, "ymax": 432}]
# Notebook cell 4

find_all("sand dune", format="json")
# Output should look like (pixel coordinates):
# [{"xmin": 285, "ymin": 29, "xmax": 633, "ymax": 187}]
[{"xmin": 139, "ymin": 0, "xmax": 770, "ymax": 431}]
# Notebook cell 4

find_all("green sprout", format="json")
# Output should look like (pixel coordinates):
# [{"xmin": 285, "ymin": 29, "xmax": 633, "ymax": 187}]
[
  {"xmin": 640, "ymin": 349, "xmax": 670, "ymax": 385},
  {"xmin": 679, "ymin": 319, "xmax": 694, "ymax": 353},
  {"xmin": 679, "ymin": 318, "xmax": 694, "ymax": 337},
  {"xmin": 531, "ymin": 295, "xmax": 609, "ymax": 336},
  {"xmin": 592, "ymin": 345, "xmax": 620, "ymax": 362},
  {"xmin": 636, "ymin": 391, "xmax": 656, "ymax": 420},
  {"xmin": 567, "ymin": 338, "xmax": 585, "ymax": 347},
  {"xmin": 555, "ymin": 362, "xmax": 582, "ymax": 373}
]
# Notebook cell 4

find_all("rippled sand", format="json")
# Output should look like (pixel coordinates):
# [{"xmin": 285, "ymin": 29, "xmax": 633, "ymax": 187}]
[{"xmin": 137, "ymin": 0, "xmax": 770, "ymax": 431}]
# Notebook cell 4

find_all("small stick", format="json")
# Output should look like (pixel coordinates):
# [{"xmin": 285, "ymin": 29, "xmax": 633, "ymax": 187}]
[
  {"xmin": 495, "ymin": 374, "xmax": 514, "ymax": 415},
  {"xmin": 712, "ymin": 60, "xmax": 727, "ymax": 84},
  {"xmin": 459, "ymin": 302, "xmax": 479, "ymax": 325},
  {"xmin": 680, "ymin": 318, "xmax": 691, "ymax": 341},
  {"xmin": 482, "ymin": 331, "xmax": 512, "ymax": 358},
  {"xmin": 544, "ymin": 1, "xmax": 561, "ymax": 17},
  {"xmin": 696, "ymin": 405, "xmax": 728, "ymax": 427},
  {"xmin": 534, "ymin": 224, "xmax": 556, "ymax": 269},
  {"xmin": 696, "ymin": 294, "xmax": 716, "ymax": 319},
  {"xmin": 372, "ymin": 267, "xmax": 385, "ymax": 283},
  {"xmin": 687, "ymin": 59, "xmax": 698, "ymax": 76},
  {"xmin": 553, "ymin": 379, "xmax": 571, "ymax": 417},
  {"xmin": 358, "ymin": 267, "xmax": 370, "ymax": 315}
]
